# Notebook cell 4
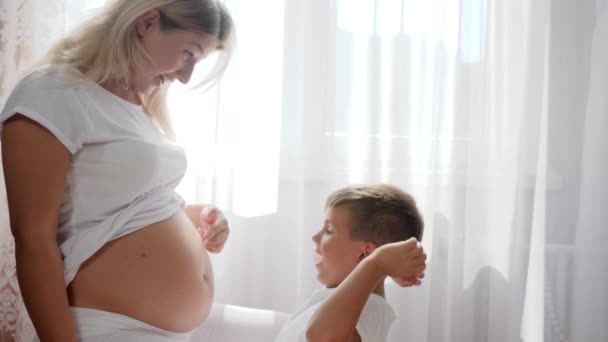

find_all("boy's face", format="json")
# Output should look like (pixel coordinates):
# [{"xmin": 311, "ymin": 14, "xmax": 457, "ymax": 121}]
[{"xmin": 312, "ymin": 205, "xmax": 366, "ymax": 288}]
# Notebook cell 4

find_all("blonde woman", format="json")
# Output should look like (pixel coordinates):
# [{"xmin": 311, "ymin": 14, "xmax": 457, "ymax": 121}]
[{"xmin": 0, "ymin": 0, "xmax": 234, "ymax": 341}]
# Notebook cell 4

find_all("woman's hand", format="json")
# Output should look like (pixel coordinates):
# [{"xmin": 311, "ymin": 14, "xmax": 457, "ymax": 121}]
[{"xmin": 199, "ymin": 206, "xmax": 230, "ymax": 253}]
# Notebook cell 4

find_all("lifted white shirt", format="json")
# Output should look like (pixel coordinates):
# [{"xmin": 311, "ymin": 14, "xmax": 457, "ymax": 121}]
[{"xmin": 0, "ymin": 64, "xmax": 187, "ymax": 285}]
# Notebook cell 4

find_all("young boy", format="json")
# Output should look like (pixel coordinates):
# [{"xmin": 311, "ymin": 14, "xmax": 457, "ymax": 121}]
[{"xmin": 275, "ymin": 184, "xmax": 426, "ymax": 342}]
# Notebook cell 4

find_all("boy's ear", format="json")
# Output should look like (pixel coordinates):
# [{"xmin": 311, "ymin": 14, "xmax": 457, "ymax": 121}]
[{"xmin": 358, "ymin": 242, "xmax": 378, "ymax": 261}]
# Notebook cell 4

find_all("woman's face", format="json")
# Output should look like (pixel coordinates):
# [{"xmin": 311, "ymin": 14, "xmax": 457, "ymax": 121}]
[{"xmin": 134, "ymin": 9, "xmax": 218, "ymax": 94}]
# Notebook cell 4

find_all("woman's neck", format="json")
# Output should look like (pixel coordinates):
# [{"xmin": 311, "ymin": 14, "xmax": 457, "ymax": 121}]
[{"xmin": 99, "ymin": 79, "xmax": 142, "ymax": 105}]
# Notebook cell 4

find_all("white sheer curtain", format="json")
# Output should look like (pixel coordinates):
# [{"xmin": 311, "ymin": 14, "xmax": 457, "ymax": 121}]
[
  {"xmin": 174, "ymin": 0, "xmax": 608, "ymax": 341},
  {"xmin": 1, "ymin": 0, "xmax": 607, "ymax": 342}
]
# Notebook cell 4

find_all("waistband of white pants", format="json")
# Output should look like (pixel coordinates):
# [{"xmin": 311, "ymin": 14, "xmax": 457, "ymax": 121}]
[{"xmin": 70, "ymin": 307, "xmax": 195, "ymax": 341}]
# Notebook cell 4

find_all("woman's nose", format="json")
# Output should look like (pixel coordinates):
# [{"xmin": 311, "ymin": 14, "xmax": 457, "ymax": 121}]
[{"xmin": 176, "ymin": 62, "xmax": 195, "ymax": 84}]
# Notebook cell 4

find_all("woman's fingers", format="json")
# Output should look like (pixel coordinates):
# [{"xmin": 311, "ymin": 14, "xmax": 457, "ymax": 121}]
[
  {"xmin": 204, "ymin": 229, "xmax": 229, "ymax": 253},
  {"xmin": 199, "ymin": 206, "xmax": 230, "ymax": 253}
]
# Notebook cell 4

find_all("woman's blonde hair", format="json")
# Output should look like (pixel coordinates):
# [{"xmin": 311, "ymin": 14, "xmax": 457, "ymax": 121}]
[{"xmin": 41, "ymin": 0, "xmax": 235, "ymax": 139}]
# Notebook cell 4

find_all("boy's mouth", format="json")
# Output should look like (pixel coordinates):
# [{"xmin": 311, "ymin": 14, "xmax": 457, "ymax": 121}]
[{"xmin": 314, "ymin": 252, "xmax": 323, "ymax": 265}]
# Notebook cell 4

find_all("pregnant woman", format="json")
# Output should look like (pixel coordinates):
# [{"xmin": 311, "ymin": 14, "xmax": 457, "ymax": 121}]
[{"xmin": 0, "ymin": 0, "xmax": 234, "ymax": 341}]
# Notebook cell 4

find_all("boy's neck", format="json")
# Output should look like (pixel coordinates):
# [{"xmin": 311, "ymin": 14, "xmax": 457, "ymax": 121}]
[{"xmin": 372, "ymin": 280, "xmax": 386, "ymax": 297}]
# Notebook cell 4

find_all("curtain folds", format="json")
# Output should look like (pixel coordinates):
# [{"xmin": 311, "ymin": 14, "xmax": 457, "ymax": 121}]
[{"xmin": 1, "ymin": 1, "xmax": 606, "ymax": 341}]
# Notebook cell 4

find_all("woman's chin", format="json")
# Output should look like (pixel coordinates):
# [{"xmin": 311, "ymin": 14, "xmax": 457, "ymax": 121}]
[
  {"xmin": 140, "ymin": 85, "xmax": 158, "ymax": 95},
  {"xmin": 138, "ymin": 81, "xmax": 163, "ymax": 95}
]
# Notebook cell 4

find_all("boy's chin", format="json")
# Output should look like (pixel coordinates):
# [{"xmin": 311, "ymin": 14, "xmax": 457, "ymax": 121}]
[
  {"xmin": 316, "ymin": 274, "xmax": 342, "ymax": 288},
  {"xmin": 316, "ymin": 273, "xmax": 329, "ymax": 287}
]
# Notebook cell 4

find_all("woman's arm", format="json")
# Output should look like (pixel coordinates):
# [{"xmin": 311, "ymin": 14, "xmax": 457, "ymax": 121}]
[
  {"xmin": 2, "ymin": 115, "xmax": 78, "ymax": 341},
  {"xmin": 305, "ymin": 238, "xmax": 426, "ymax": 342},
  {"xmin": 182, "ymin": 204, "xmax": 206, "ymax": 227}
]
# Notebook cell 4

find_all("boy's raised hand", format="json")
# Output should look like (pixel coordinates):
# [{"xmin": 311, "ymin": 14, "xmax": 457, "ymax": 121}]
[
  {"xmin": 373, "ymin": 238, "xmax": 426, "ymax": 286},
  {"xmin": 392, "ymin": 273, "xmax": 425, "ymax": 287}
]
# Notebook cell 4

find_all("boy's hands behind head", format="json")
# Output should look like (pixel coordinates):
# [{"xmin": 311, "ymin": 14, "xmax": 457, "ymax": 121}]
[
  {"xmin": 372, "ymin": 238, "xmax": 427, "ymax": 287},
  {"xmin": 393, "ymin": 272, "xmax": 425, "ymax": 287}
]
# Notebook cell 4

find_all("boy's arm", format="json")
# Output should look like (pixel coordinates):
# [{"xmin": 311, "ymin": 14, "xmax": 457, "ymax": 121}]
[
  {"xmin": 305, "ymin": 256, "xmax": 384, "ymax": 342},
  {"xmin": 305, "ymin": 238, "xmax": 426, "ymax": 342}
]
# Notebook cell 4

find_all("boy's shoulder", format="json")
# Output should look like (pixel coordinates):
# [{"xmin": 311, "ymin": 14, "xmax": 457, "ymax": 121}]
[
  {"xmin": 354, "ymin": 293, "xmax": 396, "ymax": 341},
  {"xmin": 275, "ymin": 288, "xmax": 396, "ymax": 342}
]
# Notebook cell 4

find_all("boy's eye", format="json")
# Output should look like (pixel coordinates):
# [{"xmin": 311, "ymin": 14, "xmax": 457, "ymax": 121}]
[
  {"xmin": 183, "ymin": 50, "xmax": 194, "ymax": 61},
  {"xmin": 324, "ymin": 227, "xmax": 333, "ymax": 235}
]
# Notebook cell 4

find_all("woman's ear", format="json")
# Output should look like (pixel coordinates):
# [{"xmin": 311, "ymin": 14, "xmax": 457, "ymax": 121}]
[
  {"xmin": 137, "ymin": 9, "xmax": 161, "ymax": 36},
  {"xmin": 358, "ymin": 242, "xmax": 378, "ymax": 261}
]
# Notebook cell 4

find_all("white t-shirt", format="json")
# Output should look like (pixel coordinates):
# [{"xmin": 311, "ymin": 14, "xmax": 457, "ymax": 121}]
[
  {"xmin": 0, "ymin": 64, "xmax": 187, "ymax": 285},
  {"xmin": 275, "ymin": 288, "xmax": 396, "ymax": 342}
]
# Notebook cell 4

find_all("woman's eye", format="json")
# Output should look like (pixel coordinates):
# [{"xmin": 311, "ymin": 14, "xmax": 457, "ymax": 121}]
[{"xmin": 183, "ymin": 51, "xmax": 194, "ymax": 61}]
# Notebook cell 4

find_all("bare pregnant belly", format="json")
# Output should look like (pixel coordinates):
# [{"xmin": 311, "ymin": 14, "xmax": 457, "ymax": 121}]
[{"xmin": 67, "ymin": 211, "xmax": 213, "ymax": 332}]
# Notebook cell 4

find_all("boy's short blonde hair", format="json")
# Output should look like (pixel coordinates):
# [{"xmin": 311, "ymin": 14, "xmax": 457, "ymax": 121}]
[{"xmin": 326, "ymin": 184, "xmax": 424, "ymax": 245}]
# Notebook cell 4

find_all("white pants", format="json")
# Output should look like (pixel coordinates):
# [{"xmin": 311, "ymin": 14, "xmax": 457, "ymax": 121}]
[{"xmin": 43, "ymin": 307, "xmax": 194, "ymax": 342}]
